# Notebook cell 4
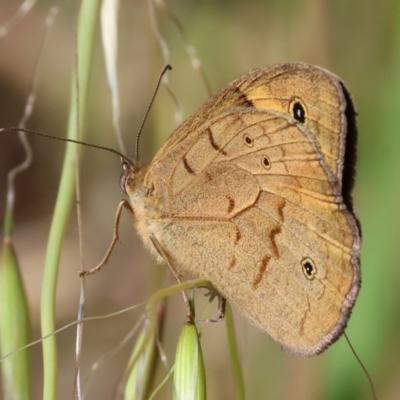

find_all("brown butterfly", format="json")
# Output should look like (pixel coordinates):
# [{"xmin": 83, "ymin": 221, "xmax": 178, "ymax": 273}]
[{"xmin": 87, "ymin": 63, "xmax": 361, "ymax": 356}]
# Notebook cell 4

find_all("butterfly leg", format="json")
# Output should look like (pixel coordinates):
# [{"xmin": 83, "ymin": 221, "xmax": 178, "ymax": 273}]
[
  {"xmin": 79, "ymin": 199, "xmax": 133, "ymax": 277},
  {"xmin": 218, "ymin": 296, "xmax": 227, "ymax": 320},
  {"xmin": 149, "ymin": 233, "xmax": 194, "ymax": 323},
  {"xmin": 199, "ymin": 287, "xmax": 226, "ymax": 323}
]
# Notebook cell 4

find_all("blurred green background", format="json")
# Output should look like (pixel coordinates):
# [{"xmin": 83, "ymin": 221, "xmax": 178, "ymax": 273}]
[{"xmin": 0, "ymin": 0, "xmax": 399, "ymax": 399}]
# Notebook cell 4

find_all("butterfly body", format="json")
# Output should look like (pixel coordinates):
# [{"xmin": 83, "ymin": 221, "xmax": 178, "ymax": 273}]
[{"xmin": 124, "ymin": 63, "xmax": 361, "ymax": 356}]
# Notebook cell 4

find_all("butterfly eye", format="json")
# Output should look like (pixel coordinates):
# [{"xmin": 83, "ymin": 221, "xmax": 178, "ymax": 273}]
[
  {"xmin": 243, "ymin": 134, "xmax": 254, "ymax": 147},
  {"xmin": 261, "ymin": 155, "xmax": 271, "ymax": 169},
  {"xmin": 120, "ymin": 163, "xmax": 133, "ymax": 194},
  {"xmin": 301, "ymin": 257, "xmax": 317, "ymax": 280},
  {"xmin": 289, "ymin": 98, "xmax": 307, "ymax": 123}
]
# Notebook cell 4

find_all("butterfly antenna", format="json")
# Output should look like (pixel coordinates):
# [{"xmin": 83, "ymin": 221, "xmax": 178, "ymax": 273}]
[
  {"xmin": 0, "ymin": 127, "xmax": 134, "ymax": 167},
  {"xmin": 134, "ymin": 64, "xmax": 172, "ymax": 163},
  {"xmin": 344, "ymin": 333, "xmax": 378, "ymax": 400}
]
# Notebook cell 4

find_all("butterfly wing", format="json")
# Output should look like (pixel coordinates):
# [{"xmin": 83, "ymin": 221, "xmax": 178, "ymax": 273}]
[
  {"xmin": 138, "ymin": 64, "xmax": 360, "ymax": 355},
  {"xmin": 153, "ymin": 63, "xmax": 356, "ymax": 188}
]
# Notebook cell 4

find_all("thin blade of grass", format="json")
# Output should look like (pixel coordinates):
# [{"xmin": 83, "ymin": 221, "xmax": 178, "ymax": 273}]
[{"xmin": 40, "ymin": 3, "xmax": 101, "ymax": 399}]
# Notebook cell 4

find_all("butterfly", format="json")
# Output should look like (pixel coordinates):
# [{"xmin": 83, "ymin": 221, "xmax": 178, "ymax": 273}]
[{"xmin": 87, "ymin": 63, "xmax": 361, "ymax": 356}]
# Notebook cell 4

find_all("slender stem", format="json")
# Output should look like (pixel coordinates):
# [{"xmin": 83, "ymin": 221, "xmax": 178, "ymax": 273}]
[
  {"xmin": 40, "ymin": 3, "xmax": 101, "ymax": 399},
  {"xmin": 225, "ymin": 303, "xmax": 246, "ymax": 400}
]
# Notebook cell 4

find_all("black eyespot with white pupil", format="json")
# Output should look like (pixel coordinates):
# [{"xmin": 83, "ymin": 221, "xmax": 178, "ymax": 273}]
[
  {"xmin": 301, "ymin": 257, "xmax": 317, "ymax": 280},
  {"xmin": 262, "ymin": 156, "xmax": 271, "ymax": 169},
  {"xmin": 243, "ymin": 134, "xmax": 254, "ymax": 147},
  {"xmin": 292, "ymin": 102, "xmax": 306, "ymax": 123}
]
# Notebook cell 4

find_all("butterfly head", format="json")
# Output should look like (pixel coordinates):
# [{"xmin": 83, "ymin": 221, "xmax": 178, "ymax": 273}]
[{"xmin": 119, "ymin": 157, "xmax": 150, "ymax": 196}]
